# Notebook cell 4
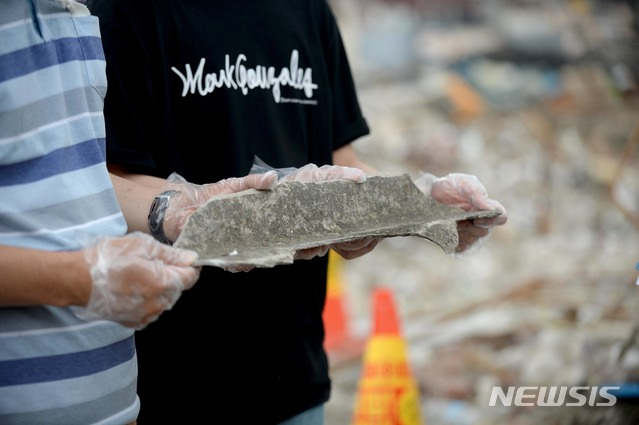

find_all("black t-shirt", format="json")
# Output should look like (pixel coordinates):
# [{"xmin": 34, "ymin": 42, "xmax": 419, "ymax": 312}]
[{"xmin": 88, "ymin": 0, "xmax": 369, "ymax": 423}]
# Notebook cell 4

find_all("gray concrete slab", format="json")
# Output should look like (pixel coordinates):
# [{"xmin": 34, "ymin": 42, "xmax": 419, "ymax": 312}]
[{"xmin": 174, "ymin": 173, "xmax": 500, "ymax": 268}]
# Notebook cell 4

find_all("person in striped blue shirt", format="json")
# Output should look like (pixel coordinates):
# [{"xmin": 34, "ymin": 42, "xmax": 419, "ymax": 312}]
[{"xmin": 0, "ymin": 1, "xmax": 277, "ymax": 424}]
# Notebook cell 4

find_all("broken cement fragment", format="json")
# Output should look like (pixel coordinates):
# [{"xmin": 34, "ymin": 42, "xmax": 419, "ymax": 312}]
[{"xmin": 174, "ymin": 172, "xmax": 501, "ymax": 268}]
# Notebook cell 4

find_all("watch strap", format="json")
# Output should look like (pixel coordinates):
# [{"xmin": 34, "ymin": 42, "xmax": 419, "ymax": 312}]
[{"xmin": 148, "ymin": 190, "xmax": 180, "ymax": 245}]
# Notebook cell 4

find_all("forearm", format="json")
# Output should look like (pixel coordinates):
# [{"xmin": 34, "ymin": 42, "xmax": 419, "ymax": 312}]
[
  {"xmin": 108, "ymin": 164, "xmax": 166, "ymax": 189},
  {"xmin": 109, "ymin": 167, "xmax": 167, "ymax": 234},
  {"xmin": 0, "ymin": 245, "xmax": 90, "ymax": 307},
  {"xmin": 108, "ymin": 150, "xmax": 373, "ymax": 239},
  {"xmin": 333, "ymin": 144, "xmax": 377, "ymax": 174}
]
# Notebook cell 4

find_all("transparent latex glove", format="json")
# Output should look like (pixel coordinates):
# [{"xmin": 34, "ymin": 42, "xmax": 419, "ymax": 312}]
[
  {"xmin": 278, "ymin": 163, "xmax": 367, "ymax": 184},
  {"xmin": 414, "ymin": 172, "xmax": 508, "ymax": 255},
  {"xmin": 250, "ymin": 155, "xmax": 367, "ymax": 184},
  {"xmin": 161, "ymin": 171, "xmax": 278, "ymax": 243},
  {"xmin": 160, "ymin": 171, "xmax": 277, "ymax": 273},
  {"xmin": 251, "ymin": 157, "xmax": 378, "ymax": 262},
  {"xmin": 75, "ymin": 231, "xmax": 201, "ymax": 329}
]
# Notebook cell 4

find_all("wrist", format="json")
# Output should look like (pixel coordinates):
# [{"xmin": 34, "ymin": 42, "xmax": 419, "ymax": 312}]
[
  {"xmin": 148, "ymin": 190, "xmax": 180, "ymax": 244},
  {"xmin": 50, "ymin": 250, "xmax": 92, "ymax": 307}
]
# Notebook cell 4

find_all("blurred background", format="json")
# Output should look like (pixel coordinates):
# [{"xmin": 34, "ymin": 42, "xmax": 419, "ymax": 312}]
[{"xmin": 323, "ymin": 0, "xmax": 639, "ymax": 423}]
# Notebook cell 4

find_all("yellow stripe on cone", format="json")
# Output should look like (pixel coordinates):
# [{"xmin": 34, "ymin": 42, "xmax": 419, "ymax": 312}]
[
  {"xmin": 323, "ymin": 250, "xmax": 350, "ymax": 351},
  {"xmin": 352, "ymin": 288, "xmax": 424, "ymax": 425}
]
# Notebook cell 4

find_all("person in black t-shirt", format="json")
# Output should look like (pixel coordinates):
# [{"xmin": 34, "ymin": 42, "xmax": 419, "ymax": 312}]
[{"xmin": 87, "ymin": 1, "xmax": 507, "ymax": 423}]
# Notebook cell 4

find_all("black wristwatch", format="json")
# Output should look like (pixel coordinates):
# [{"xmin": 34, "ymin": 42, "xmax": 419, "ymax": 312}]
[{"xmin": 148, "ymin": 190, "xmax": 180, "ymax": 245}]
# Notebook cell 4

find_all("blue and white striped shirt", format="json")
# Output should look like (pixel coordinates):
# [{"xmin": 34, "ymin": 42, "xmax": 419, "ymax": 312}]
[{"xmin": 0, "ymin": 1, "xmax": 137, "ymax": 423}]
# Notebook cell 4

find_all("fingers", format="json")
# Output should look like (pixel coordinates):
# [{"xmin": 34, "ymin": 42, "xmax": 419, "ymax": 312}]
[
  {"xmin": 428, "ymin": 174, "xmax": 507, "ymax": 231},
  {"xmin": 292, "ymin": 238, "xmax": 381, "ymax": 262},
  {"xmin": 223, "ymin": 264, "xmax": 256, "ymax": 273},
  {"xmin": 163, "ymin": 261, "xmax": 201, "ymax": 291},
  {"xmin": 316, "ymin": 164, "xmax": 367, "ymax": 183},
  {"xmin": 282, "ymin": 164, "xmax": 366, "ymax": 183},
  {"xmin": 430, "ymin": 179, "xmax": 475, "ymax": 210},
  {"xmin": 472, "ymin": 198, "xmax": 508, "ymax": 226},
  {"xmin": 223, "ymin": 171, "xmax": 279, "ymax": 192},
  {"xmin": 279, "ymin": 164, "xmax": 319, "ymax": 182},
  {"xmin": 430, "ymin": 173, "xmax": 491, "ymax": 212},
  {"xmin": 331, "ymin": 238, "xmax": 381, "ymax": 260},
  {"xmin": 150, "ymin": 242, "xmax": 199, "ymax": 267},
  {"xmin": 200, "ymin": 171, "xmax": 278, "ymax": 197},
  {"xmin": 117, "ymin": 260, "xmax": 196, "ymax": 329},
  {"xmin": 334, "ymin": 238, "xmax": 376, "ymax": 251},
  {"xmin": 294, "ymin": 245, "xmax": 330, "ymax": 261},
  {"xmin": 455, "ymin": 220, "xmax": 490, "ymax": 254},
  {"xmin": 474, "ymin": 214, "xmax": 507, "ymax": 228},
  {"xmin": 78, "ymin": 232, "xmax": 201, "ymax": 328}
]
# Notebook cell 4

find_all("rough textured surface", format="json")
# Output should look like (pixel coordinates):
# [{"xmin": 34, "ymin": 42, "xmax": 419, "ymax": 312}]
[{"xmin": 174, "ymin": 173, "xmax": 500, "ymax": 268}]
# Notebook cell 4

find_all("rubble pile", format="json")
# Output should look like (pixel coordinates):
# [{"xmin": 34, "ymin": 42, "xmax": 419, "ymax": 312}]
[{"xmin": 326, "ymin": 0, "xmax": 639, "ymax": 423}]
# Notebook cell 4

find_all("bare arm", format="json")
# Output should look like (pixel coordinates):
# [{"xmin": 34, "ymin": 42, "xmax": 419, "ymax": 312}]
[
  {"xmin": 108, "ymin": 166, "xmax": 166, "ymax": 234},
  {"xmin": 0, "ymin": 172, "xmax": 180, "ymax": 309},
  {"xmin": 0, "ymin": 164, "xmax": 174, "ymax": 308},
  {"xmin": 109, "ymin": 164, "xmax": 279, "ymax": 243},
  {"xmin": 333, "ymin": 144, "xmax": 377, "ymax": 174},
  {"xmin": 1, "ymin": 171, "xmax": 172, "ymax": 307},
  {"xmin": 108, "ymin": 164, "xmax": 166, "ymax": 189},
  {"xmin": 0, "ymin": 245, "xmax": 90, "ymax": 307}
]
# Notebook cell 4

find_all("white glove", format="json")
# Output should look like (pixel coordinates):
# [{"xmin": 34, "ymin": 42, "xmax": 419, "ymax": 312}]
[
  {"xmin": 414, "ymin": 172, "xmax": 508, "ymax": 254},
  {"xmin": 76, "ymin": 231, "xmax": 200, "ymax": 329}
]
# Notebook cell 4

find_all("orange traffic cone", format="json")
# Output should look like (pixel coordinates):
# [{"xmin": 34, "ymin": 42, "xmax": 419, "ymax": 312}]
[
  {"xmin": 352, "ymin": 288, "xmax": 424, "ymax": 425},
  {"xmin": 323, "ymin": 250, "xmax": 350, "ymax": 352}
]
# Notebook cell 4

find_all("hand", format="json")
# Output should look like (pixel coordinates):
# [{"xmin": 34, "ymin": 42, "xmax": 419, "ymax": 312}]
[
  {"xmin": 294, "ymin": 238, "xmax": 381, "ymax": 262},
  {"xmin": 227, "ymin": 238, "xmax": 381, "ymax": 271},
  {"xmin": 414, "ymin": 172, "xmax": 508, "ymax": 254},
  {"xmin": 278, "ymin": 163, "xmax": 367, "ymax": 184},
  {"xmin": 76, "ymin": 232, "xmax": 201, "ymax": 329},
  {"xmin": 330, "ymin": 237, "xmax": 381, "ymax": 260},
  {"xmin": 279, "ymin": 163, "xmax": 370, "ymax": 261},
  {"xmin": 162, "ymin": 171, "xmax": 278, "ymax": 243}
]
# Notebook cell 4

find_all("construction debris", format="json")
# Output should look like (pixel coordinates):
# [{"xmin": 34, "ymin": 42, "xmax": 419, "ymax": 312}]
[{"xmin": 325, "ymin": 0, "xmax": 639, "ymax": 424}]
